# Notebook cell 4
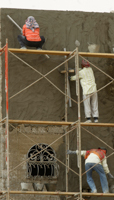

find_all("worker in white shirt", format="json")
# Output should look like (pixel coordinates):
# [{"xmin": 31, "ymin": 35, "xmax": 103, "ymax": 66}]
[
  {"xmin": 67, "ymin": 147, "xmax": 114, "ymax": 193},
  {"xmin": 70, "ymin": 59, "xmax": 99, "ymax": 123}
]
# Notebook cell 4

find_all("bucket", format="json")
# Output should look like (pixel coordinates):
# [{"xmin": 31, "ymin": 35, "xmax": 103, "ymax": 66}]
[
  {"xmin": 21, "ymin": 183, "xmax": 33, "ymax": 191},
  {"xmin": 88, "ymin": 44, "xmax": 100, "ymax": 53},
  {"xmin": 33, "ymin": 183, "xmax": 44, "ymax": 191}
]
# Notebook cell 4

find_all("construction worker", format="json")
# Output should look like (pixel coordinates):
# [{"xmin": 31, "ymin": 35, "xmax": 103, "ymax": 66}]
[
  {"xmin": 67, "ymin": 147, "xmax": 114, "ymax": 193},
  {"xmin": 17, "ymin": 16, "xmax": 45, "ymax": 49},
  {"xmin": 69, "ymin": 59, "xmax": 99, "ymax": 123}
]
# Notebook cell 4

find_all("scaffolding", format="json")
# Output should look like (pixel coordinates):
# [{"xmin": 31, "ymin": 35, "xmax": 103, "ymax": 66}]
[{"xmin": 0, "ymin": 40, "xmax": 114, "ymax": 200}]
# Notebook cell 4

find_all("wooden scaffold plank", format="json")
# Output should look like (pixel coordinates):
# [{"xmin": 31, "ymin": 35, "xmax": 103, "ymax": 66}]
[
  {"xmin": 0, "ymin": 191, "xmax": 114, "ymax": 197},
  {"xmin": 4, "ymin": 48, "xmax": 114, "ymax": 58},
  {"xmin": 3, "ymin": 119, "xmax": 114, "ymax": 127}
]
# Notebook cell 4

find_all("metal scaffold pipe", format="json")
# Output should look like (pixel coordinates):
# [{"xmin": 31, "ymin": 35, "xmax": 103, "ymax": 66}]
[{"xmin": 5, "ymin": 39, "xmax": 9, "ymax": 200}]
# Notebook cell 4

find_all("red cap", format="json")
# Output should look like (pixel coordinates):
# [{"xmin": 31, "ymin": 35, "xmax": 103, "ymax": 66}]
[{"xmin": 81, "ymin": 60, "xmax": 90, "ymax": 68}]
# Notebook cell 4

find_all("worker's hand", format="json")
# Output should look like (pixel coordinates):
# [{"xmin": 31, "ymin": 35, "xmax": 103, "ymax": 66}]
[
  {"xmin": 107, "ymin": 172, "xmax": 114, "ymax": 179},
  {"xmin": 70, "ymin": 75, "xmax": 76, "ymax": 81},
  {"xmin": 67, "ymin": 150, "xmax": 72, "ymax": 154}
]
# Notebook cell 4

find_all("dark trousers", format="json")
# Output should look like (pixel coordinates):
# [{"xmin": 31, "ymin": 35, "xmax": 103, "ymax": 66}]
[{"xmin": 17, "ymin": 35, "xmax": 45, "ymax": 49}]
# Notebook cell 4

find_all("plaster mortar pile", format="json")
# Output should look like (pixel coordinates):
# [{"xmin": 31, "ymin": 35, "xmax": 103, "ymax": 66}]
[{"xmin": 0, "ymin": 8, "xmax": 114, "ymax": 200}]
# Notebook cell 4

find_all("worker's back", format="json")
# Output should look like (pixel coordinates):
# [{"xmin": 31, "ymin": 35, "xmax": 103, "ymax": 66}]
[{"xmin": 79, "ymin": 67, "xmax": 97, "ymax": 95}]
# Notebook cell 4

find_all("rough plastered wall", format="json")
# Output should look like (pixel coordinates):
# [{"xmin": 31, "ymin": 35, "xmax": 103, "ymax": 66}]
[
  {"xmin": 0, "ymin": 8, "xmax": 114, "ymax": 200},
  {"xmin": 8, "ymin": 125, "xmax": 64, "ymax": 200}
]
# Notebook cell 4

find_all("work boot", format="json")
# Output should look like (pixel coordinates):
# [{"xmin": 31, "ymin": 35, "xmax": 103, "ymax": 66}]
[
  {"xmin": 20, "ymin": 46, "xmax": 27, "ymax": 49},
  {"xmin": 85, "ymin": 119, "xmax": 92, "ymax": 123},
  {"xmin": 91, "ymin": 189, "xmax": 97, "ymax": 193},
  {"xmin": 37, "ymin": 47, "xmax": 42, "ymax": 50},
  {"xmin": 94, "ymin": 117, "xmax": 98, "ymax": 123},
  {"xmin": 85, "ymin": 118, "xmax": 92, "ymax": 123}
]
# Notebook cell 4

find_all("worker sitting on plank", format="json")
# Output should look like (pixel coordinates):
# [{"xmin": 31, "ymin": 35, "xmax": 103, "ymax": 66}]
[
  {"xmin": 69, "ymin": 59, "xmax": 99, "ymax": 123},
  {"xmin": 17, "ymin": 16, "xmax": 45, "ymax": 50},
  {"xmin": 67, "ymin": 147, "xmax": 114, "ymax": 193}
]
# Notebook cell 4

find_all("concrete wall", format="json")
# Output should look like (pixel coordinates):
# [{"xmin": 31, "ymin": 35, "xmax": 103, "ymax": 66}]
[
  {"xmin": 1, "ymin": 8, "xmax": 114, "ymax": 122},
  {"xmin": 0, "ymin": 8, "xmax": 114, "ymax": 200},
  {"xmin": 9, "ymin": 125, "xmax": 64, "ymax": 200}
]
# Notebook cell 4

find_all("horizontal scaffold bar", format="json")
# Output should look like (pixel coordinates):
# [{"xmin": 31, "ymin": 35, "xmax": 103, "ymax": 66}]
[
  {"xmin": 0, "ymin": 191, "xmax": 114, "ymax": 197},
  {"xmin": 60, "ymin": 69, "xmax": 75, "ymax": 73},
  {"xmin": 4, "ymin": 120, "xmax": 114, "ymax": 127},
  {"xmin": 6, "ymin": 48, "xmax": 114, "ymax": 58}
]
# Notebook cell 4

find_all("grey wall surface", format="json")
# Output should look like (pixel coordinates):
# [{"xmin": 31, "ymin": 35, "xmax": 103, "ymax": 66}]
[{"xmin": 1, "ymin": 8, "xmax": 114, "ymax": 123}]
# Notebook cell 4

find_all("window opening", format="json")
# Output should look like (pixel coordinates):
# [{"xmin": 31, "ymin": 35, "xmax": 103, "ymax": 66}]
[{"xmin": 27, "ymin": 143, "xmax": 59, "ymax": 179}]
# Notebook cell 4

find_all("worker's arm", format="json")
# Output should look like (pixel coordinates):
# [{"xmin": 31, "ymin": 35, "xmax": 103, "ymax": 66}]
[
  {"xmin": 67, "ymin": 150, "xmax": 86, "ymax": 157},
  {"xmin": 22, "ymin": 24, "xmax": 26, "ymax": 36},
  {"xmin": 102, "ymin": 158, "xmax": 114, "ymax": 178},
  {"xmin": 76, "ymin": 150, "xmax": 86, "ymax": 157},
  {"xmin": 67, "ymin": 150, "xmax": 76, "ymax": 154},
  {"xmin": 102, "ymin": 157, "xmax": 114, "ymax": 178},
  {"xmin": 102, "ymin": 157, "xmax": 109, "ymax": 174},
  {"xmin": 69, "ymin": 68, "xmax": 82, "ymax": 81}
]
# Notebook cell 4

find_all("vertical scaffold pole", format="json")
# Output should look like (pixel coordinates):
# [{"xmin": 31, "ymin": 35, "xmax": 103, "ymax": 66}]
[
  {"xmin": 5, "ymin": 39, "xmax": 9, "ymax": 200},
  {"xmin": 75, "ymin": 50, "xmax": 79, "ymax": 168},
  {"xmin": 75, "ymin": 48, "xmax": 82, "ymax": 199},
  {"xmin": 64, "ymin": 48, "xmax": 69, "ymax": 193}
]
